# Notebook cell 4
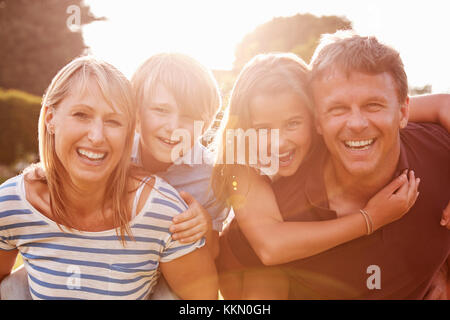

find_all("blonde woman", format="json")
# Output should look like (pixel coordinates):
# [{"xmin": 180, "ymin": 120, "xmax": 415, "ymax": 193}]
[{"xmin": 0, "ymin": 56, "xmax": 218, "ymax": 299}]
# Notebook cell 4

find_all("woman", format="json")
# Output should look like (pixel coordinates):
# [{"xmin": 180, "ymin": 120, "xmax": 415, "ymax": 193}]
[
  {"xmin": 211, "ymin": 52, "xmax": 448, "ymax": 299},
  {"xmin": 0, "ymin": 56, "xmax": 218, "ymax": 300}
]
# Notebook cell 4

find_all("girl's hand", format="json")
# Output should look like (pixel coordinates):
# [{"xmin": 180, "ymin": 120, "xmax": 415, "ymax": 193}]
[
  {"xmin": 440, "ymin": 201, "xmax": 450, "ymax": 229},
  {"xmin": 170, "ymin": 191, "xmax": 212, "ymax": 243},
  {"xmin": 364, "ymin": 170, "xmax": 420, "ymax": 232}
]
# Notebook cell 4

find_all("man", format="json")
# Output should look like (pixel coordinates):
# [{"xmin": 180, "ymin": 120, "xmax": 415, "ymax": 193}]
[{"xmin": 281, "ymin": 31, "xmax": 449, "ymax": 299}]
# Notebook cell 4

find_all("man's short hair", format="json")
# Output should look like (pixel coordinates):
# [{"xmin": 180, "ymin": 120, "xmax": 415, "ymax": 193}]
[{"xmin": 310, "ymin": 30, "xmax": 408, "ymax": 103}]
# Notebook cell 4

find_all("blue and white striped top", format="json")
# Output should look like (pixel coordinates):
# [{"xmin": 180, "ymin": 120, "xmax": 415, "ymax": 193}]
[{"xmin": 0, "ymin": 174, "xmax": 205, "ymax": 300}]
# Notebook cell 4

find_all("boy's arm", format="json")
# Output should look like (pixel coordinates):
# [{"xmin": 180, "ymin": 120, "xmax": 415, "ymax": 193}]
[
  {"xmin": 160, "ymin": 246, "xmax": 219, "ymax": 300},
  {"xmin": 409, "ymin": 94, "xmax": 450, "ymax": 131}
]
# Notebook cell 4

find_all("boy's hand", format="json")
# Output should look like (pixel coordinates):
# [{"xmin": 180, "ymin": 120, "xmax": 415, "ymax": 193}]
[{"xmin": 170, "ymin": 191, "xmax": 212, "ymax": 243}]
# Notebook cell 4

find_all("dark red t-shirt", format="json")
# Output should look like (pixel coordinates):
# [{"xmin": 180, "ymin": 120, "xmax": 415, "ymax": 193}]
[{"xmin": 278, "ymin": 122, "xmax": 450, "ymax": 299}]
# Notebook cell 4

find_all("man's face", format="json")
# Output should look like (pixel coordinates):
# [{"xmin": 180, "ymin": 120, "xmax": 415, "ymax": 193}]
[{"xmin": 312, "ymin": 70, "xmax": 409, "ymax": 178}]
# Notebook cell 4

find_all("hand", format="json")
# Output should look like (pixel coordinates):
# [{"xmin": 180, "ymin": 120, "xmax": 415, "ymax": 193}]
[
  {"xmin": 169, "ymin": 191, "xmax": 212, "ymax": 243},
  {"xmin": 440, "ymin": 201, "xmax": 450, "ymax": 229},
  {"xmin": 364, "ymin": 170, "xmax": 420, "ymax": 231}
]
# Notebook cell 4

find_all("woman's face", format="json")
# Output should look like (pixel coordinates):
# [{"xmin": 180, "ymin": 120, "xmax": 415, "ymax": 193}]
[
  {"xmin": 249, "ymin": 91, "xmax": 313, "ymax": 178},
  {"xmin": 47, "ymin": 78, "xmax": 129, "ymax": 189}
]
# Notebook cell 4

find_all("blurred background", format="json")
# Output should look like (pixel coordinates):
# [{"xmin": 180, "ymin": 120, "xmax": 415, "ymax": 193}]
[{"xmin": 1, "ymin": 0, "xmax": 449, "ymax": 184}]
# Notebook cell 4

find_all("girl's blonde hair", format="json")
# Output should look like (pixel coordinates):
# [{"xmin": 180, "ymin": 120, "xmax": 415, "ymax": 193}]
[
  {"xmin": 36, "ymin": 55, "xmax": 136, "ymax": 242},
  {"xmin": 211, "ymin": 52, "xmax": 313, "ymax": 207}
]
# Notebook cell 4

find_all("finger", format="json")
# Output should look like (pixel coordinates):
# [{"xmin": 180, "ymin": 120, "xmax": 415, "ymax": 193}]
[
  {"xmin": 172, "ymin": 225, "xmax": 205, "ymax": 242},
  {"xmin": 383, "ymin": 171, "xmax": 408, "ymax": 195},
  {"xmin": 179, "ymin": 191, "xmax": 196, "ymax": 206},
  {"xmin": 394, "ymin": 170, "xmax": 410, "ymax": 197},
  {"xmin": 170, "ymin": 216, "xmax": 202, "ymax": 234},
  {"xmin": 406, "ymin": 171, "xmax": 416, "ymax": 204},
  {"xmin": 176, "ymin": 232, "xmax": 205, "ymax": 244},
  {"xmin": 172, "ymin": 208, "xmax": 197, "ymax": 224},
  {"xmin": 440, "ymin": 201, "xmax": 450, "ymax": 227}
]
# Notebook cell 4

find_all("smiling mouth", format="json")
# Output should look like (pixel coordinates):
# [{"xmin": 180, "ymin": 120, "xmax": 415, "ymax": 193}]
[
  {"xmin": 277, "ymin": 150, "xmax": 295, "ymax": 166},
  {"xmin": 77, "ymin": 148, "xmax": 107, "ymax": 161},
  {"xmin": 343, "ymin": 139, "xmax": 376, "ymax": 151},
  {"xmin": 158, "ymin": 137, "xmax": 181, "ymax": 146}
]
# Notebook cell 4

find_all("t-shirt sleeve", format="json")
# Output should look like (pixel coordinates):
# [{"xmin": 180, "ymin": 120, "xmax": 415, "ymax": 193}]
[
  {"xmin": 0, "ymin": 179, "xmax": 20, "ymax": 251},
  {"xmin": 154, "ymin": 181, "xmax": 205, "ymax": 263}
]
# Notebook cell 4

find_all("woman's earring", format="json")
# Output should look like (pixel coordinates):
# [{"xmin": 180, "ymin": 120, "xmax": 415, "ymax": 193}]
[{"xmin": 48, "ymin": 124, "xmax": 55, "ymax": 135}]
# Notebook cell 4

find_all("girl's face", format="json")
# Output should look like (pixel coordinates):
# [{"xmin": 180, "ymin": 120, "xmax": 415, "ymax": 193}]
[
  {"xmin": 249, "ymin": 91, "xmax": 313, "ymax": 178},
  {"xmin": 46, "ymin": 78, "xmax": 129, "ymax": 189}
]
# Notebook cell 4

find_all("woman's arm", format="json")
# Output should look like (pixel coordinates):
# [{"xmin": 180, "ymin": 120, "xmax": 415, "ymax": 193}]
[
  {"xmin": 160, "ymin": 246, "xmax": 219, "ymax": 299},
  {"xmin": 409, "ymin": 94, "xmax": 450, "ymax": 131},
  {"xmin": 232, "ymin": 168, "xmax": 418, "ymax": 266},
  {"xmin": 170, "ymin": 191, "xmax": 220, "ymax": 259},
  {"xmin": 0, "ymin": 249, "xmax": 18, "ymax": 298}
]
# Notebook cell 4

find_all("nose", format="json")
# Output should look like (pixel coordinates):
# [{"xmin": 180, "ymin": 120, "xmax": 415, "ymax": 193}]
[
  {"xmin": 346, "ymin": 108, "xmax": 368, "ymax": 133},
  {"xmin": 87, "ymin": 119, "xmax": 105, "ymax": 145},
  {"xmin": 277, "ymin": 129, "xmax": 290, "ymax": 154},
  {"xmin": 164, "ymin": 114, "xmax": 180, "ymax": 133}
]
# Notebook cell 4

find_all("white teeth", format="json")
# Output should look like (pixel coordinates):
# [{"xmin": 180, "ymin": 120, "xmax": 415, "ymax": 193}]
[
  {"xmin": 161, "ymin": 138, "xmax": 180, "ymax": 145},
  {"xmin": 278, "ymin": 151, "xmax": 291, "ymax": 158},
  {"xmin": 344, "ymin": 139, "xmax": 374, "ymax": 148},
  {"xmin": 78, "ymin": 148, "xmax": 106, "ymax": 160}
]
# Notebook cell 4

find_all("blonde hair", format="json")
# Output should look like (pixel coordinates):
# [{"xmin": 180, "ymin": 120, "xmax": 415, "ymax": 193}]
[
  {"xmin": 310, "ymin": 30, "xmax": 408, "ymax": 103},
  {"xmin": 37, "ymin": 55, "xmax": 136, "ymax": 242},
  {"xmin": 211, "ymin": 52, "xmax": 313, "ymax": 207},
  {"xmin": 131, "ymin": 53, "xmax": 221, "ymax": 130}
]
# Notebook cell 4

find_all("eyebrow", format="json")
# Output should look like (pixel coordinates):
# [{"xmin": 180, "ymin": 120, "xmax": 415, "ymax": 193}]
[{"xmin": 71, "ymin": 104, "xmax": 124, "ymax": 117}]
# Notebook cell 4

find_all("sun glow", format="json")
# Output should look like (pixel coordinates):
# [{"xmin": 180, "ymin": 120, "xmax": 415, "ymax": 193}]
[{"xmin": 83, "ymin": 0, "xmax": 450, "ymax": 92}]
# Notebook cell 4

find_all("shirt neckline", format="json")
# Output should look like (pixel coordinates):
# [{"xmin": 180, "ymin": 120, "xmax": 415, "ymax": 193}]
[{"xmin": 17, "ymin": 174, "xmax": 160, "ymax": 235}]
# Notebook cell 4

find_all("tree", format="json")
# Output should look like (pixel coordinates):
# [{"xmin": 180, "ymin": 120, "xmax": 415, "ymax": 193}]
[
  {"xmin": 0, "ymin": 0, "xmax": 104, "ymax": 96},
  {"xmin": 233, "ymin": 13, "xmax": 352, "ymax": 72}
]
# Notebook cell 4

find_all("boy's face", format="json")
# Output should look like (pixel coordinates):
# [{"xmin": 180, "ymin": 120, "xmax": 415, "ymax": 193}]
[{"xmin": 137, "ymin": 84, "xmax": 196, "ymax": 165}]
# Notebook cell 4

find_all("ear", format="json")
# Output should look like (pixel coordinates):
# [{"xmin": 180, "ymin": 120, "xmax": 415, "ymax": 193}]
[
  {"xmin": 399, "ymin": 96, "xmax": 410, "ymax": 129},
  {"xmin": 44, "ymin": 106, "xmax": 55, "ymax": 134}
]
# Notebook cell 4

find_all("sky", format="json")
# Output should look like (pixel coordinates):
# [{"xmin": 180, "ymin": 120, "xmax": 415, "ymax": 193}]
[{"xmin": 83, "ymin": 0, "xmax": 450, "ymax": 93}]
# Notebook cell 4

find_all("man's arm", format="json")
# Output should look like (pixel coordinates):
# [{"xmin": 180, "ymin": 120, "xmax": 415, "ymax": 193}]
[{"xmin": 409, "ymin": 94, "xmax": 450, "ymax": 132}]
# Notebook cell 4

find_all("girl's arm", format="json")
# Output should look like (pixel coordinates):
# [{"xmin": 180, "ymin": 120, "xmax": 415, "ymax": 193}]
[
  {"xmin": 409, "ymin": 94, "xmax": 450, "ymax": 131},
  {"xmin": 232, "ymin": 167, "xmax": 418, "ymax": 266},
  {"xmin": 160, "ymin": 246, "xmax": 219, "ymax": 299}
]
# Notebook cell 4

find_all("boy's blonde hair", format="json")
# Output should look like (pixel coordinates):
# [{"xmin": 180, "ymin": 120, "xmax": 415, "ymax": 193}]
[
  {"xmin": 131, "ymin": 53, "xmax": 222, "ymax": 131},
  {"xmin": 37, "ymin": 55, "xmax": 136, "ymax": 241}
]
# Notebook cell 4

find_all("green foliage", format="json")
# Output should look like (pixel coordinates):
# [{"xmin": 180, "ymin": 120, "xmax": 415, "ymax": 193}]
[
  {"xmin": 0, "ymin": 88, "xmax": 41, "ymax": 165},
  {"xmin": 233, "ymin": 13, "xmax": 352, "ymax": 71},
  {"xmin": 0, "ymin": 0, "xmax": 103, "ymax": 96}
]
